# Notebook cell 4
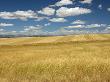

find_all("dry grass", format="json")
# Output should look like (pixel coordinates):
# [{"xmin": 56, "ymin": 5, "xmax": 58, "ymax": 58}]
[{"xmin": 0, "ymin": 34, "xmax": 110, "ymax": 82}]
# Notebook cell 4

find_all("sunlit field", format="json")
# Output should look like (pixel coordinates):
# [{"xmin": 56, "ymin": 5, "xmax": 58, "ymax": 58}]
[{"xmin": 0, "ymin": 34, "xmax": 110, "ymax": 82}]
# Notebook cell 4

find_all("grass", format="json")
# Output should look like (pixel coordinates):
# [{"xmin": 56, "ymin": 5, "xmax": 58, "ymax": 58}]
[{"xmin": 0, "ymin": 34, "xmax": 110, "ymax": 82}]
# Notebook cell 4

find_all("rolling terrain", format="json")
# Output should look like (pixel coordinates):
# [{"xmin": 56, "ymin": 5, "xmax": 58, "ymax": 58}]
[
  {"xmin": 0, "ymin": 34, "xmax": 110, "ymax": 82},
  {"xmin": 0, "ymin": 34, "xmax": 110, "ymax": 45}
]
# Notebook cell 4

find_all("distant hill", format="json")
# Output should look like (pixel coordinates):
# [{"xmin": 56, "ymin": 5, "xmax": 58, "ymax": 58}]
[{"xmin": 0, "ymin": 34, "xmax": 110, "ymax": 45}]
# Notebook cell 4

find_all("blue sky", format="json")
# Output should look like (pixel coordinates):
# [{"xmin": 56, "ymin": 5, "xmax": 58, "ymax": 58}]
[{"xmin": 0, "ymin": 0, "xmax": 110, "ymax": 36}]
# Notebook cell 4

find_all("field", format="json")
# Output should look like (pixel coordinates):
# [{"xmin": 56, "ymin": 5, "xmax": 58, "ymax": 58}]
[{"xmin": 0, "ymin": 34, "xmax": 110, "ymax": 82}]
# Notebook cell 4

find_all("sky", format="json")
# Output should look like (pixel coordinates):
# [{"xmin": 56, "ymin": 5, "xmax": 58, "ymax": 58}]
[{"xmin": 0, "ymin": 0, "xmax": 110, "ymax": 36}]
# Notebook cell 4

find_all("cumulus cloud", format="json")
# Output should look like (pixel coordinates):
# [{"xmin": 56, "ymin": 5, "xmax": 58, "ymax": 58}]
[
  {"xmin": 0, "ymin": 29, "xmax": 18, "ymax": 35},
  {"xmin": 0, "ymin": 23, "xmax": 14, "ymax": 27},
  {"xmin": 80, "ymin": 0, "xmax": 92, "ymax": 4},
  {"xmin": 24, "ymin": 25, "xmax": 42, "ymax": 31},
  {"xmin": 38, "ymin": 7, "xmax": 55, "ymax": 16},
  {"xmin": 0, "ymin": 24, "xmax": 109, "ymax": 36},
  {"xmin": 86, "ymin": 24, "xmax": 106, "ymax": 28},
  {"xmin": 44, "ymin": 23, "xmax": 51, "ymax": 26},
  {"xmin": 56, "ymin": 7, "xmax": 92, "ymax": 17},
  {"xmin": 107, "ymin": 27, "xmax": 110, "ymax": 29},
  {"xmin": 64, "ymin": 24, "xmax": 106, "ymax": 29},
  {"xmin": 65, "ymin": 25, "xmax": 84, "ymax": 28},
  {"xmin": 0, "ymin": 10, "xmax": 38, "ymax": 21},
  {"xmin": 71, "ymin": 20, "xmax": 86, "ymax": 24},
  {"xmin": 102, "ymin": 27, "xmax": 110, "ymax": 33},
  {"xmin": 49, "ymin": 18, "xmax": 67, "ymax": 22},
  {"xmin": 107, "ymin": 8, "xmax": 110, "ymax": 11},
  {"xmin": 35, "ymin": 16, "xmax": 50, "ymax": 21},
  {"xmin": 55, "ymin": 0, "xmax": 73, "ymax": 6},
  {"xmin": 98, "ymin": 4, "xmax": 102, "ymax": 9},
  {"xmin": 50, "ymin": 28, "xmax": 101, "ymax": 35},
  {"xmin": 0, "ymin": 29, "xmax": 4, "ymax": 31},
  {"xmin": 19, "ymin": 25, "xmax": 44, "ymax": 35}
]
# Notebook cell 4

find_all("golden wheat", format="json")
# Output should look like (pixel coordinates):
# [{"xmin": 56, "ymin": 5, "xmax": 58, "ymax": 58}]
[{"xmin": 0, "ymin": 34, "xmax": 110, "ymax": 82}]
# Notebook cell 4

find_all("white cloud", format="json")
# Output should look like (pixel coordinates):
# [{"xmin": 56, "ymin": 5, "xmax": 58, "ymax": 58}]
[
  {"xmin": 107, "ymin": 27, "xmax": 110, "ymax": 29},
  {"xmin": 24, "ymin": 25, "xmax": 42, "ymax": 32},
  {"xmin": 86, "ymin": 24, "xmax": 106, "ymax": 28},
  {"xmin": 14, "ymin": 10, "xmax": 37, "ymax": 20},
  {"xmin": 64, "ymin": 24, "xmax": 106, "ymax": 29},
  {"xmin": 103, "ymin": 27, "xmax": 110, "ymax": 33},
  {"xmin": 56, "ymin": 7, "xmax": 92, "ymax": 17},
  {"xmin": 35, "ymin": 17, "xmax": 50, "ymax": 21},
  {"xmin": 11, "ymin": 31, "xmax": 17, "ymax": 33},
  {"xmin": 0, "ymin": 23, "xmax": 14, "ymax": 27},
  {"xmin": 44, "ymin": 23, "xmax": 51, "ymax": 26},
  {"xmin": 0, "ymin": 29, "xmax": 4, "ymax": 31},
  {"xmin": 38, "ymin": 7, "xmax": 55, "ymax": 16},
  {"xmin": 50, "ymin": 28, "xmax": 101, "ymax": 35},
  {"xmin": 107, "ymin": 8, "xmax": 110, "ymax": 11},
  {"xmin": 65, "ymin": 25, "xmax": 84, "ymax": 28},
  {"xmin": 20, "ymin": 25, "xmax": 44, "ymax": 35},
  {"xmin": 0, "ymin": 29, "xmax": 18, "ymax": 35},
  {"xmin": 55, "ymin": 0, "xmax": 73, "ymax": 6},
  {"xmin": 49, "ymin": 18, "xmax": 67, "ymax": 22},
  {"xmin": 80, "ymin": 0, "xmax": 92, "ymax": 4},
  {"xmin": 98, "ymin": 4, "xmax": 102, "ymax": 9},
  {"xmin": 0, "ymin": 12, "xmax": 15, "ymax": 19},
  {"xmin": 0, "ymin": 10, "xmax": 38, "ymax": 21},
  {"xmin": 71, "ymin": 20, "xmax": 86, "ymax": 24}
]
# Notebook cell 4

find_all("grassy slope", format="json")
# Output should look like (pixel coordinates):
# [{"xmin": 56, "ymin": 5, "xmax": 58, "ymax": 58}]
[
  {"xmin": 0, "ymin": 34, "xmax": 110, "ymax": 82},
  {"xmin": 0, "ymin": 34, "xmax": 110, "ymax": 45}
]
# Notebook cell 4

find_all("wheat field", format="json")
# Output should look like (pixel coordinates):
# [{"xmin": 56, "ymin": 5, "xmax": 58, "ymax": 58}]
[{"xmin": 0, "ymin": 34, "xmax": 110, "ymax": 82}]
